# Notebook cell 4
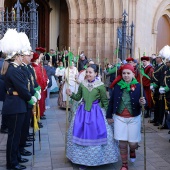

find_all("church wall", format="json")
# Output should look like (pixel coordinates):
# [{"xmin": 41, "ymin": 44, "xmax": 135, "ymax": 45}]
[{"xmin": 1, "ymin": 0, "xmax": 170, "ymax": 64}]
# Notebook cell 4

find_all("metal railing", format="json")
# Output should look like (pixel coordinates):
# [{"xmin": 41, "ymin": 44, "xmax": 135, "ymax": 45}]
[{"xmin": 0, "ymin": 0, "xmax": 39, "ymax": 51}]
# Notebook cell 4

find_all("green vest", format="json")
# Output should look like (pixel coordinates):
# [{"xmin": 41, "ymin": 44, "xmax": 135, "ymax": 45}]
[{"xmin": 117, "ymin": 89, "xmax": 132, "ymax": 114}]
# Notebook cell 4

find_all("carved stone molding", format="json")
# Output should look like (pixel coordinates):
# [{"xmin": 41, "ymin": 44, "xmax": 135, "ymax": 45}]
[{"xmin": 69, "ymin": 18, "xmax": 122, "ymax": 24}]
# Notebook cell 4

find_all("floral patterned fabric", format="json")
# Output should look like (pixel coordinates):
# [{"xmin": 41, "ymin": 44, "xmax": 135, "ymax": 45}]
[{"xmin": 66, "ymin": 108, "xmax": 119, "ymax": 166}]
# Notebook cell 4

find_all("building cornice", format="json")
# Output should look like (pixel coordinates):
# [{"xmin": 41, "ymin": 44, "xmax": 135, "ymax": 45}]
[{"xmin": 69, "ymin": 18, "xmax": 122, "ymax": 24}]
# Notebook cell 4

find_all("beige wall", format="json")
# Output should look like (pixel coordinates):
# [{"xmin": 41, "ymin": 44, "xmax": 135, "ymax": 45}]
[{"xmin": 0, "ymin": 0, "xmax": 4, "ymax": 10}]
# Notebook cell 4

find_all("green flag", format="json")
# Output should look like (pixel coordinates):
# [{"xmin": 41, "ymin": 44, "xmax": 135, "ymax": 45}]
[
  {"xmin": 114, "ymin": 48, "xmax": 119, "ymax": 55},
  {"xmin": 139, "ymin": 67, "xmax": 150, "ymax": 80},
  {"xmin": 75, "ymin": 55, "xmax": 79, "ymax": 63},
  {"xmin": 67, "ymin": 51, "xmax": 74, "ymax": 66}
]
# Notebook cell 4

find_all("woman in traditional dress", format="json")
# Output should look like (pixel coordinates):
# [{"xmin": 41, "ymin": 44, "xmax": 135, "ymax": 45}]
[
  {"xmin": 106, "ymin": 64, "xmax": 146, "ymax": 170},
  {"xmin": 66, "ymin": 64, "xmax": 119, "ymax": 170}
]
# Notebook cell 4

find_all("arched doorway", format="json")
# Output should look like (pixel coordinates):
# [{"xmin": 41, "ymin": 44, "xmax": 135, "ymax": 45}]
[{"xmin": 156, "ymin": 15, "xmax": 170, "ymax": 51}]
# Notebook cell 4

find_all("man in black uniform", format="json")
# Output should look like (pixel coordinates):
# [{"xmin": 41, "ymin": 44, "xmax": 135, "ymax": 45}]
[
  {"xmin": 158, "ymin": 56, "xmax": 170, "ymax": 129},
  {"xmin": 150, "ymin": 54, "xmax": 167, "ymax": 126},
  {"xmin": 19, "ymin": 50, "xmax": 41, "ymax": 157},
  {"xmin": 0, "ymin": 29, "xmax": 37, "ymax": 170}
]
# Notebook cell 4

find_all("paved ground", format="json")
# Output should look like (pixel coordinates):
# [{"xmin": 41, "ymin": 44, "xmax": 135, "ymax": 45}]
[{"xmin": 0, "ymin": 93, "xmax": 170, "ymax": 170}]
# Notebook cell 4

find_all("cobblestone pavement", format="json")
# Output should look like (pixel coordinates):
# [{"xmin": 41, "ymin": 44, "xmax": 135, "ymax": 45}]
[{"xmin": 0, "ymin": 94, "xmax": 170, "ymax": 170}]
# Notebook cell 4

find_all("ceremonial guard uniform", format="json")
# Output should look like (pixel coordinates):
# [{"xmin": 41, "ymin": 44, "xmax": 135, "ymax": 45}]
[
  {"xmin": 158, "ymin": 46, "xmax": 170, "ymax": 129},
  {"xmin": 19, "ymin": 47, "xmax": 41, "ymax": 156},
  {"xmin": 0, "ymin": 29, "xmax": 37, "ymax": 170},
  {"xmin": 150, "ymin": 55, "xmax": 167, "ymax": 126}
]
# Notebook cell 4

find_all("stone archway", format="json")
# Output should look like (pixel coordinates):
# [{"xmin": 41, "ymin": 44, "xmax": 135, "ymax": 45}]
[{"xmin": 152, "ymin": 0, "xmax": 170, "ymax": 52}]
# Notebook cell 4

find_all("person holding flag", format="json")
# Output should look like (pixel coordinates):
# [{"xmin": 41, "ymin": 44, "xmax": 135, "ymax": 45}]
[
  {"xmin": 66, "ymin": 64, "xmax": 119, "ymax": 169},
  {"xmin": 106, "ymin": 64, "xmax": 146, "ymax": 170}
]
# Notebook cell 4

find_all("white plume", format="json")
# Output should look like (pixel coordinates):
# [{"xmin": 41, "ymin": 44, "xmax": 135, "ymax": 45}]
[
  {"xmin": 18, "ymin": 32, "xmax": 32, "ymax": 53},
  {"xmin": 0, "ymin": 29, "xmax": 22, "ymax": 55},
  {"xmin": 159, "ymin": 45, "xmax": 170, "ymax": 59}
]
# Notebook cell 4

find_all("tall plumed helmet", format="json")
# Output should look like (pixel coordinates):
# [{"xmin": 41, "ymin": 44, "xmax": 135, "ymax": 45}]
[
  {"xmin": 18, "ymin": 32, "xmax": 32, "ymax": 55},
  {"xmin": 159, "ymin": 45, "xmax": 170, "ymax": 59},
  {"xmin": 0, "ymin": 29, "xmax": 22, "ymax": 60}
]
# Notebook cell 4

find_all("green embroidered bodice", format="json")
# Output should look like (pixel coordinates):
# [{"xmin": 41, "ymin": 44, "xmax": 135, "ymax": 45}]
[{"xmin": 71, "ymin": 79, "xmax": 108, "ymax": 111}]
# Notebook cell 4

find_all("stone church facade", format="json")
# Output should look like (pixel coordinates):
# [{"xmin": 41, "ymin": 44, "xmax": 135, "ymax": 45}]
[{"xmin": 0, "ymin": 0, "xmax": 170, "ymax": 64}]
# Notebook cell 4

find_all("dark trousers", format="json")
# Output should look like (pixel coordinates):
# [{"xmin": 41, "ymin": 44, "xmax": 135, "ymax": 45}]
[
  {"xmin": 6, "ymin": 113, "xmax": 25, "ymax": 166},
  {"xmin": 19, "ymin": 108, "xmax": 32, "ymax": 148},
  {"xmin": 1, "ymin": 114, "xmax": 8, "ymax": 129},
  {"xmin": 153, "ymin": 89, "xmax": 165, "ymax": 124}
]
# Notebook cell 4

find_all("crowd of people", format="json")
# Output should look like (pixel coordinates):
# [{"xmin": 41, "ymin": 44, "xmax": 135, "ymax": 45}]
[{"xmin": 0, "ymin": 28, "xmax": 170, "ymax": 170}]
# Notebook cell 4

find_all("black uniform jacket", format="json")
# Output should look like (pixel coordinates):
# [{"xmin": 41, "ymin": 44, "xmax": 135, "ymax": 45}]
[{"xmin": 2, "ymin": 63, "xmax": 32, "ymax": 115}]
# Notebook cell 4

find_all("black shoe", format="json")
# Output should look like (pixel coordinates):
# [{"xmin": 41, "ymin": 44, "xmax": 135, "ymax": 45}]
[
  {"xmin": 158, "ymin": 126, "xmax": 168, "ymax": 130},
  {"xmin": 144, "ymin": 114, "xmax": 149, "ymax": 118},
  {"xmin": 168, "ymin": 131, "xmax": 170, "ymax": 134},
  {"xmin": 153, "ymin": 122, "xmax": 160, "ymax": 126},
  {"xmin": 150, "ymin": 119, "xmax": 156, "ymax": 123},
  {"xmin": 0, "ymin": 128, "xmax": 8, "ymax": 133},
  {"xmin": 20, "ymin": 149, "xmax": 32, "ymax": 156},
  {"xmin": 26, "ymin": 136, "xmax": 35, "ymax": 142},
  {"xmin": 40, "ymin": 116, "xmax": 46, "ymax": 120},
  {"xmin": 6, "ymin": 164, "xmax": 26, "ymax": 170},
  {"xmin": 18, "ymin": 158, "xmax": 29, "ymax": 163},
  {"xmin": 38, "ymin": 123, "xmax": 43, "ymax": 128},
  {"xmin": 24, "ymin": 142, "xmax": 32, "ymax": 147}
]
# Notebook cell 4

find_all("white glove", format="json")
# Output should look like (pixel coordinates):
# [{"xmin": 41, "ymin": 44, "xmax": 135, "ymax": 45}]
[
  {"xmin": 159, "ymin": 87, "xmax": 165, "ymax": 94},
  {"xmin": 36, "ymin": 91, "xmax": 41, "ymax": 100},
  {"xmin": 150, "ymin": 85, "xmax": 154, "ymax": 90},
  {"xmin": 47, "ymin": 79, "xmax": 49, "ymax": 84},
  {"xmin": 150, "ymin": 85, "xmax": 155, "ymax": 92},
  {"xmin": 44, "ymin": 86, "xmax": 48, "ymax": 91},
  {"xmin": 32, "ymin": 96, "xmax": 37, "ymax": 105}
]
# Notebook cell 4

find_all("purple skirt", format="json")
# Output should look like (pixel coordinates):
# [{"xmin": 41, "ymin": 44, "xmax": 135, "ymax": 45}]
[{"xmin": 72, "ymin": 100, "xmax": 107, "ymax": 146}]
